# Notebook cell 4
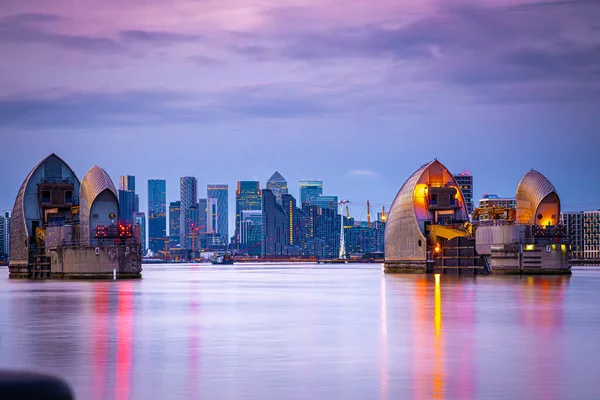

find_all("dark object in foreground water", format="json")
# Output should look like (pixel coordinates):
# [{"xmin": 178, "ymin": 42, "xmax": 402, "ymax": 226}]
[{"xmin": 0, "ymin": 370, "xmax": 74, "ymax": 400}]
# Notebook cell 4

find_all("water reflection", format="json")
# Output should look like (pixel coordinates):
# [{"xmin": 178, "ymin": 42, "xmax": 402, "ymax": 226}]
[
  {"xmin": 0, "ymin": 265, "xmax": 598, "ymax": 400},
  {"xmin": 115, "ymin": 282, "xmax": 133, "ymax": 400}
]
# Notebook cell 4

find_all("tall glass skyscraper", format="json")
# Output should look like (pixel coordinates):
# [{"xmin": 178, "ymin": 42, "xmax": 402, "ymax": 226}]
[
  {"xmin": 180, "ymin": 176, "xmax": 198, "ymax": 250},
  {"xmin": 119, "ymin": 175, "xmax": 136, "ymax": 224},
  {"xmin": 299, "ymin": 180, "xmax": 323, "ymax": 205},
  {"xmin": 148, "ymin": 179, "xmax": 167, "ymax": 254},
  {"xmin": 207, "ymin": 184, "xmax": 229, "ymax": 245},
  {"xmin": 267, "ymin": 171, "xmax": 288, "ymax": 205},
  {"xmin": 169, "ymin": 201, "xmax": 181, "ymax": 247},
  {"xmin": 134, "ymin": 211, "xmax": 146, "ymax": 251},
  {"xmin": 235, "ymin": 181, "xmax": 261, "ymax": 244}
]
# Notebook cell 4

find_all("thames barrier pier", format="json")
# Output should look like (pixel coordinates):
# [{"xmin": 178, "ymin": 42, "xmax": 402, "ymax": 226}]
[
  {"xmin": 8, "ymin": 154, "xmax": 142, "ymax": 279},
  {"xmin": 384, "ymin": 160, "xmax": 571, "ymax": 275}
]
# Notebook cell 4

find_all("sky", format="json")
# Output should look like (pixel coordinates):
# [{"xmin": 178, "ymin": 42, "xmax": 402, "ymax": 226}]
[{"xmin": 1, "ymin": 0, "xmax": 599, "ymax": 236}]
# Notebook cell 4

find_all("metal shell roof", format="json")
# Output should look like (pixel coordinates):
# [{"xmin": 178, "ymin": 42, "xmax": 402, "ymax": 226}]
[
  {"xmin": 9, "ymin": 154, "xmax": 80, "ymax": 266},
  {"xmin": 516, "ymin": 169, "xmax": 560, "ymax": 225},
  {"xmin": 79, "ymin": 165, "xmax": 118, "ymax": 245}
]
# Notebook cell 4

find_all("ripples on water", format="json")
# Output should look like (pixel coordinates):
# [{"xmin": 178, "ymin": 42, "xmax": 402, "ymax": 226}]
[{"xmin": 1, "ymin": 264, "xmax": 600, "ymax": 400}]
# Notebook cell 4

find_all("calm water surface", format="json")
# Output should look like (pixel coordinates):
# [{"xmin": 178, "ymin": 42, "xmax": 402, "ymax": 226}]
[{"xmin": 1, "ymin": 264, "xmax": 600, "ymax": 400}]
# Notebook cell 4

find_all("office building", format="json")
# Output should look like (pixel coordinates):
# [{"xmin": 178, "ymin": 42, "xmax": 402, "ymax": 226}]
[
  {"xmin": 478, "ymin": 194, "xmax": 517, "ymax": 209},
  {"xmin": 240, "ymin": 210, "xmax": 262, "ymax": 255},
  {"xmin": 180, "ymin": 176, "xmax": 198, "ymax": 250},
  {"xmin": 207, "ymin": 198, "xmax": 218, "ymax": 234},
  {"xmin": 0, "ymin": 211, "xmax": 10, "ymax": 259},
  {"xmin": 118, "ymin": 175, "xmax": 136, "ymax": 224},
  {"xmin": 235, "ymin": 181, "xmax": 261, "ymax": 244},
  {"xmin": 198, "ymin": 198, "xmax": 208, "ymax": 248},
  {"xmin": 267, "ymin": 171, "xmax": 288, "ymax": 205},
  {"xmin": 454, "ymin": 172, "xmax": 474, "ymax": 215},
  {"xmin": 148, "ymin": 179, "xmax": 167, "ymax": 255},
  {"xmin": 262, "ymin": 189, "xmax": 289, "ymax": 256},
  {"xmin": 134, "ymin": 211, "xmax": 146, "ymax": 252},
  {"xmin": 207, "ymin": 184, "xmax": 229, "ymax": 245},
  {"xmin": 562, "ymin": 210, "xmax": 600, "ymax": 261},
  {"xmin": 309, "ymin": 195, "xmax": 338, "ymax": 210},
  {"xmin": 169, "ymin": 201, "xmax": 181, "ymax": 247},
  {"xmin": 299, "ymin": 180, "xmax": 323, "ymax": 204}
]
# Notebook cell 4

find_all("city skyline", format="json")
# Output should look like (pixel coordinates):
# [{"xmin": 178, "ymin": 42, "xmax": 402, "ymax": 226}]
[{"xmin": 1, "ymin": 0, "xmax": 599, "ymax": 223}]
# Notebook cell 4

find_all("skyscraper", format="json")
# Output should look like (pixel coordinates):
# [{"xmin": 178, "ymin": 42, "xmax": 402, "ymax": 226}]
[
  {"xmin": 299, "ymin": 180, "xmax": 323, "ymax": 204},
  {"xmin": 198, "ymin": 198, "xmax": 208, "ymax": 248},
  {"xmin": 207, "ymin": 184, "xmax": 229, "ymax": 245},
  {"xmin": 207, "ymin": 198, "xmax": 218, "ymax": 234},
  {"xmin": 454, "ymin": 172, "xmax": 474, "ymax": 215},
  {"xmin": 169, "ymin": 201, "xmax": 181, "ymax": 247},
  {"xmin": 180, "ymin": 176, "xmax": 198, "ymax": 250},
  {"xmin": 148, "ymin": 179, "xmax": 167, "ymax": 255},
  {"xmin": 235, "ymin": 181, "xmax": 261, "ymax": 244},
  {"xmin": 267, "ymin": 171, "xmax": 288, "ymax": 205},
  {"xmin": 119, "ymin": 175, "xmax": 136, "ymax": 224},
  {"xmin": 134, "ymin": 211, "xmax": 146, "ymax": 252},
  {"xmin": 309, "ymin": 195, "xmax": 338, "ymax": 210},
  {"xmin": 0, "ymin": 211, "xmax": 10, "ymax": 260},
  {"xmin": 262, "ymin": 189, "xmax": 288, "ymax": 256}
]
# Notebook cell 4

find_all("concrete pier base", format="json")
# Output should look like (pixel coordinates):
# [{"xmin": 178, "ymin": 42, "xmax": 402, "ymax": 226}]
[{"xmin": 384, "ymin": 261, "xmax": 427, "ymax": 274}]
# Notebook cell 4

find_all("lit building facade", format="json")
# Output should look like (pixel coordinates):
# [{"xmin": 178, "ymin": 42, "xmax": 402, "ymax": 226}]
[
  {"xmin": 385, "ymin": 160, "xmax": 471, "ymax": 272},
  {"xmin": 262, "ymin": 189, "xmax": 288, "ymax": 256},
  {"xmin": 454, "ymin": 172, "xmax": 474, "ymax": 215},
  {"xmin": 118, "ymin": 175, "xmax": 136, "ymax": 224},
  {"xmin": 299, "ymin": 180, "xmax": 323, "ymax": 204},
  {"xmin": 562, "ymin": 211, "xmax": 600, "ymax": 261},
  {"xmin": 134, "ymin": 211, "xmax": 146, "ymax": 251},
  {"xmin": 309, "ymin": 195, "xmax": 338, "ymax": 210},
  {"xmin": 267, "ymin": 171, "xmax": 288, "ymax": 205},
  {"xmin": 0, "ymin": 211, "xmax": 10, "ymax": 260},
  {"xmin": 207, "ymin": 198, "xmax": 218, "ymax": 234},
  {"xmin": 180, "ymin": 176, "xmax": 198, "ymax": 250},
  {"xmin": 207, "ymin": 184, "xmax": 229, "ymax": 245},
  {"xmin": 169, "ymin": 201, "xmax": 180, "ymax": 247},
  {"xmin": 240, "ymin": 210, "xmax": 262, "ymax": 255},
  {"xmin": 235, "ymin": 181, "xmax": 261, "ymax": 244},
  {"xmin": 148, "ymin": 179, "xmax": 167, "ymax": 254},
  {"xmin": 478, "ymin": 194, "xmax": 517, "ymax": 209}
]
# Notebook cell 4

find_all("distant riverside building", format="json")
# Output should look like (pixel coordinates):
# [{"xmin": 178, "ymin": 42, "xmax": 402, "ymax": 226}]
[
  {"xmin": 454, "ymin": 172, "xmax": 474, "ymax": 215},
  {"xmin": 562, "ymin": 210, "xmax": 600, "ymax": 261},
  {"xmin": 207, "ymin": 184, "xmax": 229, "ymax": 245},
  {"xmin": 235, "ymin": 181, "xmax": 261, "ymax": 244},
  {"xmin": 198, "ymin": 198, "xmax": 208, "ymax": 248},
  {"xmin": 148, "ymin": 179, "xmax": 167, "ymax": 255},
  {"xmin": 299, "ymin": 180, "xmax": 323, "ymax": 204},
  {"xmin": 267, "ymin": 171, "xmax": 288, "ymax": 205},
  {"xmin": 240, "ymin": 210, "xmax": 262, "ymax": 255},
  {"xmin": 473, "ymin": 194, "xmax": 517, "ymax": 222},
  {"xmin": 119, "ymin": 175, "xmax": 136, "ymax": 224},
  {"xmin": 309, "ymin": 195, "xmax": 338, "ymax": 210},
  {"xmin": 262, "ymin": 189, "xmax": 289, "ymax": 256},
  {"xmin": 0, "ymin": 211, "xmax": 10, "ymax": 260},
  {"xmin": 207, "ymin": 198, "xmax": 218, "ymax": 234},
  {"xmin": 478, "ymin": 194, "xmax": 517, "ymax": 209},
  {"xmin": 169, "ymin": 201, "xmax": 181, "ymax": 247},
  {"xmin": 180, "ymin": 176, "xmax": 198, "ymax": 250},
  {"xmin": 134, "ymin": 211, "xmax": 146, "ymax": 252}
]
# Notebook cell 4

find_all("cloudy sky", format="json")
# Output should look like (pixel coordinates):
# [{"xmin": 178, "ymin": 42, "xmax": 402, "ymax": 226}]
[{"xmin": 1, "ymin": 0, "xmax": 599, "ymax": 232}]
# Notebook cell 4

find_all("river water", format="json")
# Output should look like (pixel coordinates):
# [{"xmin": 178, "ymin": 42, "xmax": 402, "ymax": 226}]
[{"xmin": 1, "ymin": 264, "xmax": 599, "ymax": 400}]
